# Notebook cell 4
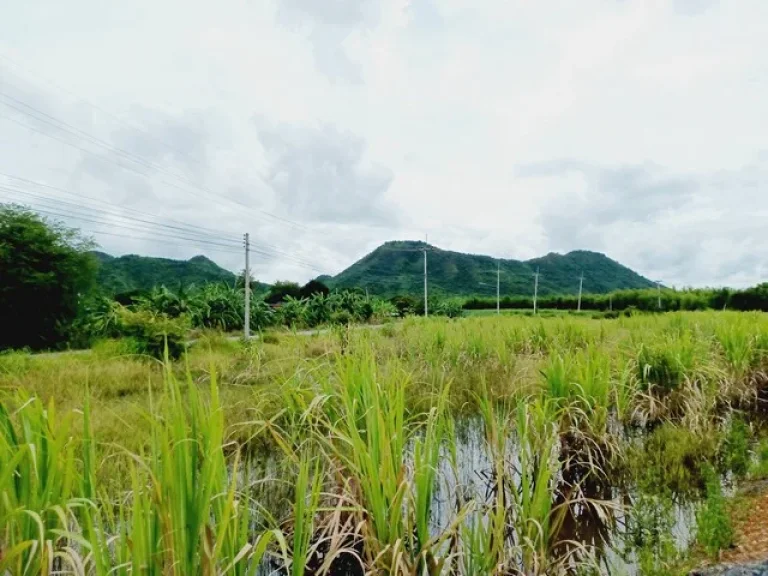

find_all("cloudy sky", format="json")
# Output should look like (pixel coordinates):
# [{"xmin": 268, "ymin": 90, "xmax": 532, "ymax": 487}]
[{"xmin": 1, "ymin": 0, "xmax": 766, "ymax": 287}]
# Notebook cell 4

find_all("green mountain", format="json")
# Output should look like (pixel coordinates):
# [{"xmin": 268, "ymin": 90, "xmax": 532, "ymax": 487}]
[
  {"xmin": 92, "ymin": 252, "xmax": 268, "ymax": 295},
  {"xmin": 325, "ymin": 241, "xmax": 655, "ymax": 297}
]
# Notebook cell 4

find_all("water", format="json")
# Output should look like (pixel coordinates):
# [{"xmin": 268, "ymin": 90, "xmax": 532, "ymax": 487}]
[
  {"xmin": 428, "ymin": 417, "xmax": 701, "ymax": 575},
  {"xmin": 247, "ymin": 417, "xmax": 711, "ymax": 575}
]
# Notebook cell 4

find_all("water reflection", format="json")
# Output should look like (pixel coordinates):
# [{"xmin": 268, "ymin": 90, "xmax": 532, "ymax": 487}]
[{"xmin": 248, "ymin": 416, "xmax": 703, "ymax": 575}]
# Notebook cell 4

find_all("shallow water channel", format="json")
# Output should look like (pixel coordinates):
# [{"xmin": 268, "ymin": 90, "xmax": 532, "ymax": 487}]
[
  {"xmin": 430, "ymin": 418, "xmax": 701, "ymax": 575},
  {"xmin": 247, "ymin": 413, "xmax": 735, "ymax": 576}
]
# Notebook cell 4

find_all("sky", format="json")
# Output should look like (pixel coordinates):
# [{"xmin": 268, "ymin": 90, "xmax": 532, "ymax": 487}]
[{"xmin": 0, "ymin": 0, "xmax": 766, "ymax": 288}]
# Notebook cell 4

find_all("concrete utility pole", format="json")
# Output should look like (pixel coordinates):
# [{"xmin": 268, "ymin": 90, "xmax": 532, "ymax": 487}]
[
  {"xmin": 577, "ymin": 272, "xmax": 584, "ymax": 312},
  {"xmin": 423, "ymin": 237, "xmax": 428, "ymax": 318},
  {"xmin": 533, "ymin": 267, "xmax": 540, "ymax": 315},
  {"xmin": 657, "ymin": 281, "xmax": 662, "ymax": 310},
  {"xmin": 496, "ymin": 260, "xmax": 501, "ymax": 315},
  {"xmin": 244, "ymin": 233, "xmax": 250, "ymax": 339}
]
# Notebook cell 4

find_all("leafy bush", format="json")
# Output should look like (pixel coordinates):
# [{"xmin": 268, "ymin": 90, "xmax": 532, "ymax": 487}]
[
  {"xmin": 435, "ymin": 299, "xmax": 464, "ymax": 318},
  {"xmin": 371, "ymin": 298, "xmax": 397, "ymax": 322},
  {"xmin": 277, "ymin": 296, "xmax": 308, "ymax": 327},
  {"xmin": 261, "ymin": 332, "xmax": 280, "ymax": 345},
  {"xmin": 117, "ymin": 308, "xmax": 189, "ymax": 359},
  {"xmin": 189, "ymin": 283, "xmax": 243, "ymax": 331},
  {"xmin": 330, "ymin": 309, "xmax": 353, "ymax": 326},
  {"xmin": 390, "ymin": 295, "xmax": 418, "ymax": 317}
]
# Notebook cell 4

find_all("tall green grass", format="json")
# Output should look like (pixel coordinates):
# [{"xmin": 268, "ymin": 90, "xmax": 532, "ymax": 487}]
[{"xmin": 2, "ymin": 311, "xmax": 768, "ymax": 575}]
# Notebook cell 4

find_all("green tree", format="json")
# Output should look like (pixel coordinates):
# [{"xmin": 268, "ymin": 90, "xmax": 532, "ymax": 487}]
[
  {"xmin": 265, "ymin": 281, "xmax": 302, "ymax": 304},
  {"xmin": 0, "ymin": 205, "xmax": 96, "ymax": 350},
  {"xmin": 299, "ymin": 279, "xmax": 330, "ymax": 299}
]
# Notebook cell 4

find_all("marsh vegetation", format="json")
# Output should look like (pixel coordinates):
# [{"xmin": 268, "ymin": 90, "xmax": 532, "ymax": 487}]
[{"xmin": 2, "ymin": 312, "xmax": 768, "ymax": 575}]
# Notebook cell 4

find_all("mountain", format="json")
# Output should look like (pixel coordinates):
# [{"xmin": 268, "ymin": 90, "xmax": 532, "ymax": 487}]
[
  {"xmin": 91, "ymin": 253, "xmax": 268, "ymax": 295},
  {"xmin": 325, "ymin": 241, "xmax": 655, "ymax": 297}
]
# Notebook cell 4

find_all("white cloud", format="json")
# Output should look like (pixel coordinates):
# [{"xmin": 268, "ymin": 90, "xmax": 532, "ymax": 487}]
[{"xmin": 0, "ymin": 0, "xmax": 767, "ymax": 286}]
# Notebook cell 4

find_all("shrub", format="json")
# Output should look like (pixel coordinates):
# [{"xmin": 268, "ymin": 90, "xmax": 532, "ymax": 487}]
[
  {"xmin": 277, "ymin": 296, "xmax": 308, "ymax": 327},
  {"xmin": 435, "ymin": 299, "xmax": 464, "ymax": 318},
  {"xmin": 330, "ymin": 309, "xmax": 353, "ymax": 326},
  {"xmin": 117, "ymin": 308, "xmax": 188, "ymax": 360},
  {"xmin": 621, "ymin": 305, "xmax": 639, "ymax": 317},
  {"xmin": 261, "ymin": 332, "xmax": 280, "ymax": 345}
]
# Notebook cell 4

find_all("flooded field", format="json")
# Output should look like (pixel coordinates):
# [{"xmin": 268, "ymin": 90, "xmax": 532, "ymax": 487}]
[{"xmin": 2, "ymin": 312, "xmax": 768, "ymax": 575}]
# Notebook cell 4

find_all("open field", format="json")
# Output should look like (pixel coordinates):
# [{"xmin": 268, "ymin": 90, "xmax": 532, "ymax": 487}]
[{"xmin": 2, "ymin": 312, "xmax": 768, "ymax": 575}]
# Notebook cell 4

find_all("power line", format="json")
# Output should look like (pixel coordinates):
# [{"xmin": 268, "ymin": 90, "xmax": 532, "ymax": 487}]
[
  {"xmin": 0, "ymin": 53, "xmax": 215, "ymax": 175},
  {"xmin": 76, "ymin": 227, "xmax": 244, "ymax": 256},
  {"xmin": 0, "ymin": 186, "xmax": 243, "ymax": 246},
  {"xmin": 1, "ymin": 190, "xmax": 325, "ymax": 272},
  {"xmin": 0, "ymin": 172, "xmax": 243, "ymax": 241},
  {"xmin": 0, "ymin": 172, "xmax": 321, "ymax": 268},
  {"xmin": 0, "ymin": 93, "xmax": 307, "ymax": 231},
  {"xmin": 4, "ymin": 204, "xmax": 246, "ymax": 252},
  {"xmin": 0, "ymin": 53, "xmax": 306, "ymax": 229}
]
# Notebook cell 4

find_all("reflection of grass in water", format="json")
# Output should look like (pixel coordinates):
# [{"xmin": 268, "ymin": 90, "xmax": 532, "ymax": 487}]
[
  {"xmin": 696, "ymin": 465, "xmax": 734, "ymax": 561},
  {"xmin": 629, "ymin": 422, "xmax": 721, "ymax": 497},
  {"xmin": 751, "ymin": 439, "xmax": 768, "ymax": 479},
  {"xmin": 623, "ymin": 491, "xmax": 681, "ymax": 576}
]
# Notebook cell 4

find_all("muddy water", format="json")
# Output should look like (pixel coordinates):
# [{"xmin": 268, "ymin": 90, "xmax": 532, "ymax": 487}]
[
  {"xmin": 428, "ymin": 417, "xmax": 702, "ymax": 575},
  {"xmin": 248, "ymin": 418, "xmax": 718, "ymax": 575}
]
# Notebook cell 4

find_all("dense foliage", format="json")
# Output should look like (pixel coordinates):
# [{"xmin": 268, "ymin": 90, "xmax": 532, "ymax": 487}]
[
  {"xmin": 0, "ymin": 205, "xmax": 96, "ymax": 350},
  {"xmin": 77, "ymin": 283, "xmax": 400, "ymax": 354},
  {"xmin": 463, "ymin": 284, "xmax": 768, "ymax": 312},
  {"xmin": 326, "ymin": 240, "xmax": 656, "ymax": 297}
]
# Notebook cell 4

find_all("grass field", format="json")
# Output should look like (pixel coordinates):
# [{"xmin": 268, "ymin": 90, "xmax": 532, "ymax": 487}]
[{"xmin": 2, "ymin": 312, "xmax": 768, "ymax": 575}]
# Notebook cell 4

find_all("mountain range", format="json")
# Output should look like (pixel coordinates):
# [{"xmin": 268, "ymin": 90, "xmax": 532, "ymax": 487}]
[
  {"xmin": 91, "ymin": 252, "xmax": 271, "ymax": 295},
  {"xmin": 322, "ymin": 241, "xmax": 655, "ymax": 297},
  {"xmin": 91, "ymin": 241, "xmax": 655, "ymax": 297}
]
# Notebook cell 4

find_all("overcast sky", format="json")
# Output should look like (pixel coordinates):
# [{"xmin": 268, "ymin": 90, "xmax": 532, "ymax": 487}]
[{"xmin": 1, "ymin": 0, "xmax": 766, "ymax": 287}]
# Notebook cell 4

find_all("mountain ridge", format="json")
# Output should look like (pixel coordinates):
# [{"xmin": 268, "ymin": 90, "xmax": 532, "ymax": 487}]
[
  {"xmin": 324, "ymin": 240, "xmax": 655, "ymax": 297},
  {"xmin": 90, "ymin": 241, "xmax": 655, "ymax": 298},
  {"xmin": 90, "ymin": 252, "xmax": 271, "ymax": 295}
]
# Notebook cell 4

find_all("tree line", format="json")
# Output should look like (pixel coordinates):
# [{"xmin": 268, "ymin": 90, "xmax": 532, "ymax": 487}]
[
  {"xmin": 0, "ymin": 206, "xmax": 457, "ymax": 354},
  {"xmin": 3, "ymin": 204, "xmax": 768, "ymax": 354},
  {"xmin": 462, "ymin": 284, "xmax": 768, "ymax": 313}
]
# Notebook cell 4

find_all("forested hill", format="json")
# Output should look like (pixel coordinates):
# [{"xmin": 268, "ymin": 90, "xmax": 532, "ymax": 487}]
[
  {"xmin": 91, "ymin": 252, "xmax": 261, "ymax": 295},
  {"xmin": 324, "ymin": 241, "xmax": 656, "ymax": 297}
]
